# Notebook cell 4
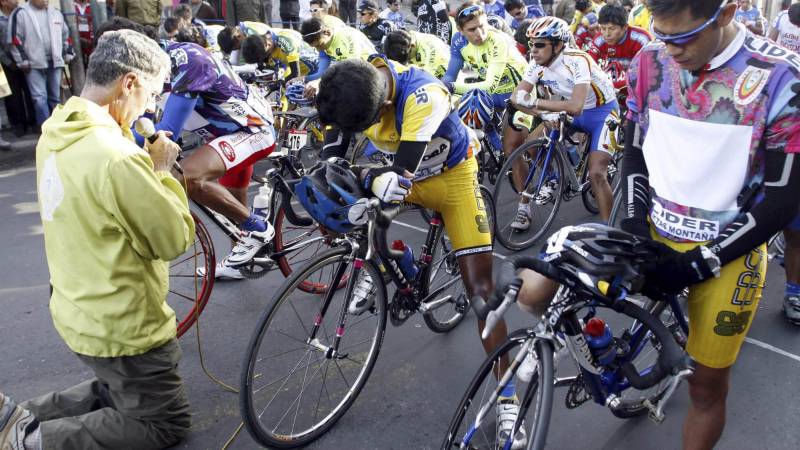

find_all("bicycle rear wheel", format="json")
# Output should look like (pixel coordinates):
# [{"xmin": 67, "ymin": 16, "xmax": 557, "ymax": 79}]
[
  {"xmin": 493, "ymin": 140, "xmax": 565, "ymax": 251},
  {"xmin": 240, "ymin": 247, "xmax": 387, "ymax": 448},
  {"xmin": 169, "ymin": 212, "xmax": 215, "ymax": 338},
  {"xmin": 442, "ymin": 329, "xmax": 555, "ymax": 450}
]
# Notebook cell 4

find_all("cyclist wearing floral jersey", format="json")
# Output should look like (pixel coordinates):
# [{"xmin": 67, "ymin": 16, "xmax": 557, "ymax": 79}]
[
  {"xmin": 300, "ymin": 17, "xmax": 377, "ymax": 81},
  {"xmin": 316, "ymin": 55, "xmax": 526, "ymax": 449},
  {"xmin": 588, "ymin": 4, "xmax": 652, "ymax": 71},
  {"xmin": 511, "ymin": 16, "xmax": 618, "ymax": 229},
  {"xmin": 240, "ymin": 29, "xmax": 320, "ymax": 81},
  {"xmin": 155, "ymin": 42, "xmax": 278, "ymax": 278},
  {"xmin": 383, "ymin": 29, "xmax": 450, "ymax": 78},
  {"xmin": 619, "ymin": 0, "xmax": 800, "ymax": 446}
]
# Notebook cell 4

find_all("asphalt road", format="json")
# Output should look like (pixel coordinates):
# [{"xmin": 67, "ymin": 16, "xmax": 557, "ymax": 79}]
[{"xmin": 1, "ymin": 159, "xmax": 799, "ymax": 450}]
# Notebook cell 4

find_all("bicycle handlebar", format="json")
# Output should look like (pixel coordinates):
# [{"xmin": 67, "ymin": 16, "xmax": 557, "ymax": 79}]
[
  {"xmin": 367, "ymin": 198, "xmax": 405, "ymax": 260},
  {"xmin": 473, "ymin": 255, "xmax": 692, "ymax": 390},
  {"xmin": 267, "ymin": 170, "xmax": 314, "ymax": 227}
]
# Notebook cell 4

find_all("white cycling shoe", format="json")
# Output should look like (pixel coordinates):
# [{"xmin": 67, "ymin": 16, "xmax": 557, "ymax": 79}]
[
  {"xmin": 196, "ymin": 260, "xmax": 244, "ymax": 280},
  {"xmin": 225, "ymin": 224, "xmax": 275, "ymax": 267},
  {"xmin": 497, "ymin": 398, "xmax": 527, "ymax": 450}
]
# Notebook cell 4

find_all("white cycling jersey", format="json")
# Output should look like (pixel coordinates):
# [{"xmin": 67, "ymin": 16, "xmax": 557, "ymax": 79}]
[
  {"xmin": 522, "ymin": 48, "xmax": 616, "ymax": 109},
  {"xmin": 772, "ymin": 10, "xmax": 800, "ymax": 52}
]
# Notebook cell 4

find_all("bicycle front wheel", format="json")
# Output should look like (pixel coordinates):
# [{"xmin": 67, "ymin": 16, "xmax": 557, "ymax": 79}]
[
  {"xmin": 240, "ymin": 247, "xmax": 388, "ymax": 448},
  {"xmin": 442, "ymin": 329, "xmax": 555, "ymax": 450},
  {"xmin": 494, "ymin": 140, "xmax": 565, "ymax": 251}
]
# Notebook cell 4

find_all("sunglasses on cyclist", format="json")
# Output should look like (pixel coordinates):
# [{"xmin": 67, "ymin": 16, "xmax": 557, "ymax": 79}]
[
  {"xmin": 528, "ymin": 41, "xmax": 552, "ymax": 49},
  {"xmin": 457, "ymin": 4, "xmax": 482, "ymax": 20},
  {"xmin": 649, "ymin": 0, "xmax": 729, "ymax": 45}
]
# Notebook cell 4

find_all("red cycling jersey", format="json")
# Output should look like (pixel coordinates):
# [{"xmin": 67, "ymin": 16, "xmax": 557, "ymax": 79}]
[{"xmin": 587, "ymin": 25, "xmax": 652, "ymax": 70}]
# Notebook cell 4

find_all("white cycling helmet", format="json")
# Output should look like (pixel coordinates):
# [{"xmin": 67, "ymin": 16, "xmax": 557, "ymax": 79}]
[{"xmin": 527, "ymin": 17, "xmax": 572, "ymax": 43}]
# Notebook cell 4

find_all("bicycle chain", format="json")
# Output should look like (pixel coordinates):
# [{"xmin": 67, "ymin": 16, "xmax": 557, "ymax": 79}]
[{"xmin": 565, "ymin": 375, "xmax": 593, "ymax": 409}]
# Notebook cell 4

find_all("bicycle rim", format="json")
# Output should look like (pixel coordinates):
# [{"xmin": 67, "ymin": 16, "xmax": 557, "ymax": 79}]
[
  {"xmin": 442, "ymin": 329, "xmax": 554, "ymax": 450},
  {"xmin": 494, "ymin": 140, "xmax": 564, "ymax": 251},
  {"xmin": 581, "ymin": 150, "xmax": 621, "ymax": 216},
  {"xmin": 170, "ymin": 213, "xmax": 215, "ymax": 338},
  {"xmin": 240, "ymin": 248, "xmax": 387, "ymax": 448},
  {"xmin": 422, "ymin": 237, "xmax": 467, "ymax": 333}
]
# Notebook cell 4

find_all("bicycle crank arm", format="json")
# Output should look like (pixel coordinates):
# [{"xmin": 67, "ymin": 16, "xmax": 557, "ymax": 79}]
[
  {"xmin": 554, "ymin": 375, "xmax": 578, "ymax": 388},
  {"xmin": 418, "ymin": 295, "xmax": 453, "ymax": 313},
  {"xmin": 643, "ymin": 368, "xmax": 694, "ymax": 424}
]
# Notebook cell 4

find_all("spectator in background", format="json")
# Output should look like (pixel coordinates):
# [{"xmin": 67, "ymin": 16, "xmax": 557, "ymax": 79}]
[
  {"xmin": 310, "ymin": 0, "xmax": 347, "ymax": 28},
  {"xmin": 504, "ymin": 0, "xmax": 544, "ymax": 30},
  {"xmin": 735, "ymin": 0, "xmax": 765, "ymax": 35},
  {"xmin": 280, "ymin": 0, "xmax": 301, "ymax": 29},
  {"xmin": 228, "ymin": 0, "xmax": 264, "ymax": 23},
  {"xmin": 483, "ymin": 0, "xmax": 505, "ymax": 17},
  {"xmin": 554, "ymin": 0, "xmax": 575, "ymax": 22},
  {"xmin": 358, "ymin": 0, "xmax": 395, "ymax": 50},
  {"xmin": 115, "ymin": 0, "xmax": 163, "ymax": 27},
  {"xmin": 340, "ymin": 0, "xmax": 357, "ymax": 25},
  {"xmin": 379, "ymin": 0, "xmax": 405, "ymax": 28},
  {"xmin": 8, "ymin": 0, "xmax": 75, "ymax": 126},
  {"xmin": 413, "ymin": 0, "xmax": 451, "ymax": 44},
  {"xmin": 74, "ymin": 0, "xmax": 93, "ymax": 65},
  {"xmin": 627, "ymin": 0, "xmax": 648, "ymax": 29},
  {"xmin": 0, "ymin": 0, "xmax": 35, "ymax": 137},
  {"xmin": 539, "ymin": 0, "xmax": 552, "ymax": 15},
  {"xmin": 175, "ymin": 2, "xmax": 206, "ymax": 26},
  {"xmin": 161, "ymin": 16, "xmax": 182, "ymax": 38},
  {"xmin": 190, "ymin": 0, "xmax": 218, "ymax": 21},
  {"xmin": 512, "ymin": 17, "xmax": 532, "ymax": 55},
  {"xmin": 770, "ymin": 5, "xmax": 800, "ymax": 61},
  {"xmin": 263, "ymin": 0, "xmax": 273, "ymax": 24}
]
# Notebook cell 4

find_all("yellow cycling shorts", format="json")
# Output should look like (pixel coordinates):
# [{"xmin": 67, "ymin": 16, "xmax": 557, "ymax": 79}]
[
  {"xmin": 651, "ymin": 229, "xmax": 767, "ymax": 369},
  {"xmin": 406, "ymin": 156, "xmax": 493, "ymax": 257}
]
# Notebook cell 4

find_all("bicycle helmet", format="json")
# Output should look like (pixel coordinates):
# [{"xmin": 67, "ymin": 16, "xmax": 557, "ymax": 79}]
[
  {"xmin": 458, "ymin": 89, "xmax": 494, "ymax": 130},
  {"xmin": 541, "ymin": 223, "xmax": 651, "ymax": 298},
  {"xmin": 487, "ymin": 14, "xmax": 513, "ymax": 35},
  {"xmin": 294, "ymin": 158, "xmax": 368, "ymax": 233},
  {"xmin": 527, "ymin": 16, "xmax": 572, "ymax": 43},
  {"xmin": 286, "ymin": 83, "xmax": 314, "ymax": 107}
]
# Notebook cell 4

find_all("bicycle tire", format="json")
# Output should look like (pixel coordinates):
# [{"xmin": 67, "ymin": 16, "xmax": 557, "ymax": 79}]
[
  {"xmin": 580, "ymin": 150, "xmax": 621, "ymax": 216},
  {"xmin": 493, "ymin": 139, "xmax": 565, "ymax": 251},
  {"xmin": 240, "ymin": 247, "xmax": 387, "ymax": 449},
  {"xmin": 170, "ymin": 212, "xmax": 215, "ymax": 338},
  {"xmin": 442, "ymin": 329, "xmax": 555, "ymax": 450}
]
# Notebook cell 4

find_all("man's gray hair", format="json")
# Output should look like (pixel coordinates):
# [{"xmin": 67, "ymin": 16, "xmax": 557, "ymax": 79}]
[{"xmin": 86, "ymin": 29, "xmax": 170, "ymax": 91}]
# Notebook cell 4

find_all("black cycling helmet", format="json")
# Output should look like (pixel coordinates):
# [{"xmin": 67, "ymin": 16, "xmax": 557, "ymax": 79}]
[
  {"xmin": 541, "ymin": 223, "xmax": 651, "ymax": 297},
  {"xmin": 295, "ymin": 158, "xmax": 368, "ymax": 233}
]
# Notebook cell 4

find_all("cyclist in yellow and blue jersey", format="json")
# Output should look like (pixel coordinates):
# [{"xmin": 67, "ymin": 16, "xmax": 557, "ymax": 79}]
[
  {"xmin": 300, "ymin": 17, "xmax": 376, "ymax": 81},
  {"xmin": 316, "ymin": 55, "xmax": 527, "ymax": 449},
  {"xmin": 443, "ymin": 3, "xmax": 533, "ymax": 192},
  {"xmin": 383, "ymin": 29, "xmax": 450, "ymax": 79},
  {"xmin": 240, "ymin": 29, "xmax": 320, "ymax": 81},
  {"xmin": 216, "ymin": 21, "xmax": 272, "ymax": 63}
]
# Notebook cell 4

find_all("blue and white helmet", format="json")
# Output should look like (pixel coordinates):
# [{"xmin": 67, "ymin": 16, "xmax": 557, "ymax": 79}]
[
  {"xmin": 286, "ymin": 83, "xmax": 314, "ymax": 107},
  {"xmin": 458, "ymin": 89, "xmax": 494, "ymax": 130},
  {"xmin": 527, "ymin": 16, "xmax": 572, "ymax": 43}
]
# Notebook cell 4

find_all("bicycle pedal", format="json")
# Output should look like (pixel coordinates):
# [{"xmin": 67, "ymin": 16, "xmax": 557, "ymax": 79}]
[{"xmin": 565, "ymin": 375, "xmax": 592, "ymax": 409}]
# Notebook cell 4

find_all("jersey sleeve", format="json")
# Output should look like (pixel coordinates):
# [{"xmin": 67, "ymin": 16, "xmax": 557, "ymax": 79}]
[
  {"xmin": 764, "ymin": 70, "xmax": 800, "ymax": 154},
  {"xmin": 400, "ymin": 84, "xmax": 450, "ymax": 142},
  {"xmin": 625, "ymin": 50, "xmax": 644, "ymax": 123},
  {"xmin": 275, "ymin": 35, "xmax": 300, "ymax": 64},
  {"xmin": 169, "ymin": 45, "xmax": 217, "ymax": 95},
  {"xmin": 521, "ymin": 59, "xmax": 541, "ymax": 85},
  {"xmin": 453, "ymin": 34, "xmax": 512, "ymax": 94}
]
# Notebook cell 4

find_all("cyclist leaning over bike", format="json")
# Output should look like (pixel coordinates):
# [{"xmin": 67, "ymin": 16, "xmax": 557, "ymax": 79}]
[
  {"xmin": 239, "ymin": 28, "xmax": 320, "ymax": 82},
  {"xmin": 510, "ymin": 16, "xmax": 618, "ymax": 227},
  {"xmin": 216, "ymin": 21, "xmax": 272, "ymax": 63},
  {"xmin": 148, "ymin": 40, "xmax": 277, "ymax": 280},
  {"xmin": 442, "ymin": 3, "xmax": 533, "ymax": 205},
  {"xmin": 512, "ymin": 1, "xmax": 800, "ymax": 448},
  {"xmin": 316, "ymin": 56, "xmax": 526, "ymax": 449},
  {"xmin": 383, "ymin": 29, "xmax": 451, "ymax": 79}
]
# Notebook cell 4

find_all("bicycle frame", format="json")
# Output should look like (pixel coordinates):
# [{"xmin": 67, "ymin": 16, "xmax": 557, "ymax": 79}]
[{"xmin": 521, "ymin": 124, "xmax": 587, "ymax": 203}]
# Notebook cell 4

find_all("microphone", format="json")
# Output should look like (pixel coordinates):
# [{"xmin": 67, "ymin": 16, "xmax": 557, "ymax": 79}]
[{"xmin": 134, "ymin": 117, "xmax": 158, "ymax": 144}]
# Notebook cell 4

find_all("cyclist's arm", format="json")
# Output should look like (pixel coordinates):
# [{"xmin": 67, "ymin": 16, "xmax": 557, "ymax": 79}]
[
  {"xmin": 321, "ymin": 127, "xmax": 352, "ymax": 159},
  {"xmin": 286, "ymin": 60, "xmax": 302, "ymax": 80},
  {"xmin": 442, "ymin": 49, "xmax": 464, "ymax": 83},
  {"xmin": 155, "ymin": 93, "xmax": 200, "ymax": 142},
  {"xmin": 510, "ymin": 79, "xmax": 540, "ymax": 115},
  {"xmin": 535, "ymin": 83, "xmax": 588, "ymax": 116},
  {"xmin": 452, "ymin": 48, "xmax": 507, "ymax": 94},
  {"xmin": 768, "ymin": 27, "xmax": 779, "ymax": 42},
  {"xmin": 706, "ymin": 150, "xmax": 800, "ymax": 265},
  {"xmin": 305, "ymin": 51, "xmax": 331, "ymax": 81},
  {"xmin": 619, "ymin": 119, "xmax": 651, "ymax": 236},
  {"xmin": 586, "ymin": 39, "xmax": 602, "ymax": 62},
  {"xmin": 395, "ymin": 83, "xmax": 450, "ymax": 173}
]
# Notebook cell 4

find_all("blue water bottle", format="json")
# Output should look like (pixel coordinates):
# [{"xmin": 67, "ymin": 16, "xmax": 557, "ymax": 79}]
[
  {"xmin": 583, "ymin": 318, "xmax": 615, "ymax": 366},
  {"xmin": 392, "ymin": 240, "xmax": 419, "ymax": 281}
]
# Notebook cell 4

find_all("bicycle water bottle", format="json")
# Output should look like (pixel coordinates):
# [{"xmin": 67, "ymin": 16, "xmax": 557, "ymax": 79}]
[
  {"xmin": 566, "ymin": 145, "xmax": 580, "ymax": 167},
  {"xmin": 392, "ymin": 240, "xmax": 419, "ymax": 281},
  {"xmin": 252, "ymin": 185, "xmax": 271, "ymax": 220},
  {"xmin": 583, "ymin": 318, "xmax": 615, "ymax": 367}
]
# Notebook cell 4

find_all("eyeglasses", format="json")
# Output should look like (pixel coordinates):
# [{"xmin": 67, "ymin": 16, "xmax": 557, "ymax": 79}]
[
  {"xmin": 310, "ymin": 7, "xmax": 324, "ymax": 12},
  {"xmin": 649, "ymin": 0, "xmax": 729, "ymax": 45},
  {"xmin": 457, "ymin": 5, "xmax": 482, "ymax": 20}
]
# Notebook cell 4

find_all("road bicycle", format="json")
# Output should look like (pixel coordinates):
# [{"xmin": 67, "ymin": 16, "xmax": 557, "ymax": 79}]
[
  {"xmin": 166, "ymin": 106, "xmax": 330, "ymax": 337},
  {"xmin": 443, "ymin": 238, "xmax": 692, "ymax": 450},
  {"xmin": 493, "ymin": 113, "xmax": 623, "ymax": 251},
  {"xmin": 239, "ymin": 186, "xmax": 496, "ymax": 448}
]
